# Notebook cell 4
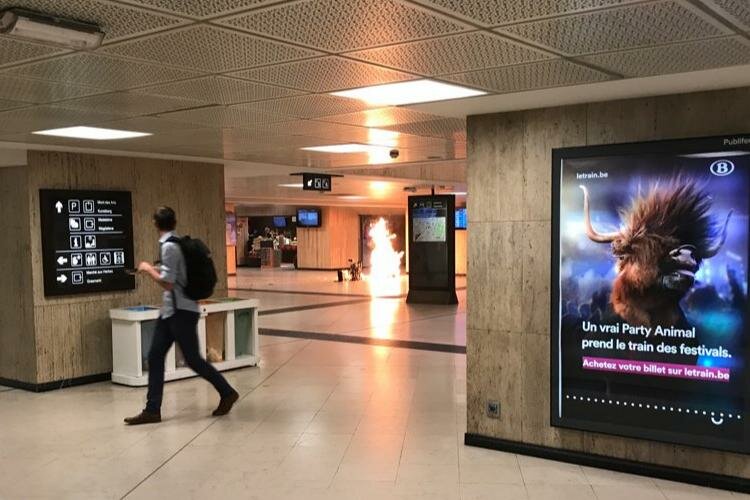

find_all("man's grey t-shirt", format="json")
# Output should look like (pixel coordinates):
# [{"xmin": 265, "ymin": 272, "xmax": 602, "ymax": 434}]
[{"xmin": 158, "ymin": 231, "xmax": 200, "ymax": 318}]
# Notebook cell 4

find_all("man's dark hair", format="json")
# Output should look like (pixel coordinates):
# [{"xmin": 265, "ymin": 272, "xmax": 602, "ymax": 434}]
[{"xmin": 153, "ymin": 206, "xmax": 177, "ymax": 231}]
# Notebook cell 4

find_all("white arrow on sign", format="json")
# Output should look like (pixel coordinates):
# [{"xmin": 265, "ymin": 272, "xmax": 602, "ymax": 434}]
[
  {"xmin": 57, "ymin": 256, "xmax": 68, "ymax": 266},
  {"xmin": 55, "ymin": 201, "xmax": 63, "ymax": 214},
  {"xmin": 56, "ymin": 274, "xmax": 67, "ymax": 283}
]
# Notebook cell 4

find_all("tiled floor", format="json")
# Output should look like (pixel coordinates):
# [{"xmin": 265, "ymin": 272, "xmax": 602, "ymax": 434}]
[
  {"xmin": 0, "ymin": 337, "xmax": 742, "ymax": 500},
  {"xmin": 228, "ymin": 267, "xmax": 467, "ymax": 298},
  {"xmin": 2, "ymin": 270, "xmax": 744, "ymax": 499},
  {"xmin": 256, "ymin": 294, "xmax": 466, "ymax": 346},
  {"xmin": 230, "ymin": 268, "xmax": 467, "ymax": 347}
]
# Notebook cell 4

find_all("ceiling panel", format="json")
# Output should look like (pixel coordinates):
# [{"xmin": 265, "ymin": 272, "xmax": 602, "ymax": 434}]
[
  {"xmin": 118, "ymin": 0, "xmax": 279, "ymax": 19},
  {"xmin": 219, "ymin": 130, "xmax": 337, "ymax": 150},
  {"xmin": 0, "ymin": 0, "xmax": 185, "ymax": 43},
  {"xmin": 54, "ymin": 91, "xmax": 204, "ymax": 117},
  {"xmin": 409, "ymin": 0, "xmax": 637, "ymax": 27},
  {"xmin": 578, "ymin": 36, "xmax": 750, "ymax": 77},
  {"xmin": 0, "ymin": 127, "xmax": 222, "ymax": 152},
  {"xmin": 356, "ymin": 131, "xmax": 450, "ymax": 149},
  {"xmin": 379, "ymin": 116, "xmax": 467, "ymax": 141},
  {"xmin": 101, "ymin": 25, "xmax": 319, "ymax": 73},
  {"xmin": 157, "ymin": 104, "xmax": 292, "ymax": 128},
  {"xmin": 256, "ymin": 119, "xmax": 447, "ymax": 148},
  {"xmin": 135, "ymin": 76, "xmax": 303, "ymax": 105},
  {"xmin": 239, "ymin": 94, "xmax": 372, "ymax": 119},
  {"xmin": 94, "ymin": 116, "xmax": 209, "ymax": 133},
  {"xmin": 499, "ymin": 1, "xmax": 731, "ymax": 56},
  {"xmin": 0, "ymin": 37, "xmax": 69, "ymax": 68},
  {"xmin": 0, "ymin": 75, "xmax": 102, "ymax": 103},
  {"xmin": 318, "ymin": 107, "xmax": 451, "ymax": 128},
  {"xmin": 444, "ymin": 59, "xmax": 612, "ymax": 93},
  {"xmin": 4, "ymin": 53, "xmax": 203, "ymax": 90},
  {"xmin": 346, "ymin": 31, "xmax": 552, "ymax": 76},
  {"xmin": 252, "ymin": 119, "xmax": 381, "ymax": 143},
  {"xmin": 702, "ymin": 0, "xmax": 750, "ymax": 31},
  {"xmin": 312, "ymin": 144, "xmax": 465, "ymax": 168},
  {"xmin": 220, "ymin": 0, "xmax": 470, "ymax": 52},
  {"xmin": 0, "ymin": 105, "xmax": 128, "ymax": 133},
  {"xmin": 0, "ymin": 98, "xmax": 26, "ymax": 111},
  {"xmin": 107, "ymin": 128, "xmax": 226, "ymax": 147},
  {"xmin": 230, "ymin": 56, "xmax": 415, "ymax": 92}
]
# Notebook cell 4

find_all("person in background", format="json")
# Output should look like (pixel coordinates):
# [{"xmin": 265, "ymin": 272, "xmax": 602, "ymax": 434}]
[{"xmin": 124, "ymin": 206, "xmax": 239, "ymax": 425}]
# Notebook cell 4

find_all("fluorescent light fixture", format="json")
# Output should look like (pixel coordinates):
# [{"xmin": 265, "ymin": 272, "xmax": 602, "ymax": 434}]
[
  {"xmin": 332, "ymin": 79, "xmax": 486, "ymax": 106},
  {"xmin": 33, "ymin": 126, "xmax": 151, "ymax": 140},
  {"xmin": 339, "ymin": 195, "xmax": 367, "ymax": 201},
  {"xmin": 278, "ymin": 183, "xmax": 304, "ymax": 188},
  {"xmin": 0, "ymin": 9, "xmax": 104, "ymax": 50},
  {"xmin": 302, "ymin": 143, "xmax": 390, "ymax": 154}
]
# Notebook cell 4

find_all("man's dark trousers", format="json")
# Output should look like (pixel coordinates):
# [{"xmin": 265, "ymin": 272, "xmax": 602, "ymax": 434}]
[{"xmin": 146, "ymin": 309, "xmax": 234, "ymax": 413}]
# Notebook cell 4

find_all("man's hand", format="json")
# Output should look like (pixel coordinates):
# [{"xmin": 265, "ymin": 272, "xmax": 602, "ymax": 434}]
[
  {"xmin": 137, "ymin": 260, "xmax": 173, "ymax": 291},
  {"xmin": 137, "ymin": 261, "xmax": 154, "ymax": 274}
]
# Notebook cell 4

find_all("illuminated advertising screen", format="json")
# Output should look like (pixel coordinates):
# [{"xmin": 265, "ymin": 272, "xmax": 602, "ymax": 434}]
[{"xmin": 551, "ymin": 134, "xmax": 750, "ymax": 453}]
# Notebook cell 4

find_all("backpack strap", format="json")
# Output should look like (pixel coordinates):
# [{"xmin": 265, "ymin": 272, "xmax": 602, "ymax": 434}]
[{"xmin": 163, "ymin": 236, "xmax": 181, "ymax": 310}]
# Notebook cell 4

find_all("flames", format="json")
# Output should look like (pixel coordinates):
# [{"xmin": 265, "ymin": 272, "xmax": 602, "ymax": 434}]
[{"xmin": 366, "ymin": 217, "xmax": 404, "ymax": 297}]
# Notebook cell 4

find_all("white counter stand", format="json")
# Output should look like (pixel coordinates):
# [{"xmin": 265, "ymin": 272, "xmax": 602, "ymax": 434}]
[{"xmin": 110, "ymin": 298, "xmax": 259, "ymax": 386}]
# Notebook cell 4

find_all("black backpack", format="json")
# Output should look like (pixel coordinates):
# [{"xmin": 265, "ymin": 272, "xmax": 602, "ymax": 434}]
[{"xmin": 167, "ymin": 236, "xmax": 217, "ymax": 300}]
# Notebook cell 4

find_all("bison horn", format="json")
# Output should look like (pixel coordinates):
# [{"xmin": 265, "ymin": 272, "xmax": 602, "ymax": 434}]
[
  {"xmin": 701, "ymin": 210, "xmax": 733, "ymax": 258},
  {"xmin": 580, "ymin": 185, "xmax": 620, "ymax": 243}
]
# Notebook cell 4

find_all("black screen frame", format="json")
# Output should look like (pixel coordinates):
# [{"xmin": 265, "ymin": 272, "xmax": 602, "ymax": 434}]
[{"xmin": 550, "ymin": 133, "xmax": 750, "ymax": 454}]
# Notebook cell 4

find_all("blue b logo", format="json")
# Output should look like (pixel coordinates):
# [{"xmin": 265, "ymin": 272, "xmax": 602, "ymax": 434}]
[{"xmin": 710, "ymin": 159, "xmax": 735, "ymax": 176}]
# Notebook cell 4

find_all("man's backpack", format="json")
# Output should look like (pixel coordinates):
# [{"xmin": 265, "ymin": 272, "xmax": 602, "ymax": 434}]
[{"xmin": 167, "ymin": 236, "xmax": 217, "ymax": 300}]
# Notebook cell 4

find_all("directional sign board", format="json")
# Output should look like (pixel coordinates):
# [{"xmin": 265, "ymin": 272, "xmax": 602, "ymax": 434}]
[
  {"xmin": 40, "ymin": 189, "xmax": 135, "ymax": 296},
  {"xmin": 302, "ymin": 173, "xmax": 332, "ymax": 192}
]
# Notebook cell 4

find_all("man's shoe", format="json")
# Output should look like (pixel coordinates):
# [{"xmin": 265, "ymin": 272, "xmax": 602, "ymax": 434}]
[
  {"xmin": 213, "ymin": 390, "xmax": 239, "ymax": 416},
  {"xmin": 124, "ymin": 410, "xmax": 161, "ymax": 425}
]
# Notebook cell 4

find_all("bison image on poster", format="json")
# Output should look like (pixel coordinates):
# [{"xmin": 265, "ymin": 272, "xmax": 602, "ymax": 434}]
[{"xmin": 551, "ymin": 135, "xmax": 750, "ymax": 453}]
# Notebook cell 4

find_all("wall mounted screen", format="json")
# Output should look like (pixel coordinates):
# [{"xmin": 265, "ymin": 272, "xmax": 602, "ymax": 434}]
[
  {"xmin": 455, "ymin": 207, "xmax": 467, "ymax": 230},
  {"xmin": 273, "ymin": 216, "xmax": 287, "ymax": 228},
  {"xmin": 297, "ymin": 208, "xmax": 321, "ymax": 228},
  {"xmin": 551, "ymin": 134, "xmax": 750, "ymax": 453},
  {"xmin": 412, "ymin": 206, "xmax": 447, "ymax": 242},
  {"xmin": 40, "ymin": 189, "xmax": 135, "ymax": 297}
]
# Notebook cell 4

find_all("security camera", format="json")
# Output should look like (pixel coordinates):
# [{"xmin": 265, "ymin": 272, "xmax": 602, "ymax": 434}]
[{"xmin": 389, "ymin": 149, "xmax": 399, "ymax": 159}]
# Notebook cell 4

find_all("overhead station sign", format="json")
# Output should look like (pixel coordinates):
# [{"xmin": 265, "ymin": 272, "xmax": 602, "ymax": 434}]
[
  {"xmin": 302, "ymin": 173, "xmax": 332, "ymax": 192},
  {"xmin": 40, "ymin": 189, "xmax": 135, "ymax": 297}
]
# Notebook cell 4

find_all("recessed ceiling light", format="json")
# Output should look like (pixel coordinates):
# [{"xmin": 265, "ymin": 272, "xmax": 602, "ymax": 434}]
[
  {"xmin": 302, "ymin": 144, "xmax": 390, "ymax": 154},
  {"xmin": 278, "ymin": 183, "xmax": 304, "ymax": 188},
  {"xmin": 331, "ymin": 79, "xmax": 486, "ymax": 106},
  {"xmin": 33, "ymin": 126, "xmax": 151, "ymax": 140}
]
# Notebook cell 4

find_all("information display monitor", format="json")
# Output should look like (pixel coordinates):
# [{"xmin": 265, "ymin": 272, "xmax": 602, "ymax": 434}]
[
  {"xmin": 297, "ymin": 208, "xmax": 321, "ymax": 228},
  {"xmin": 455, "ymin": 207, "xmax": 467, "ymax": 230}
]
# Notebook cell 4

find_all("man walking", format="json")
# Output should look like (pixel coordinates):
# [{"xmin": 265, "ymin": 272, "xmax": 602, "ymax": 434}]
[{"xmin": 125, "ymin": 206, "xmax": 239, "ymax": 425}]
